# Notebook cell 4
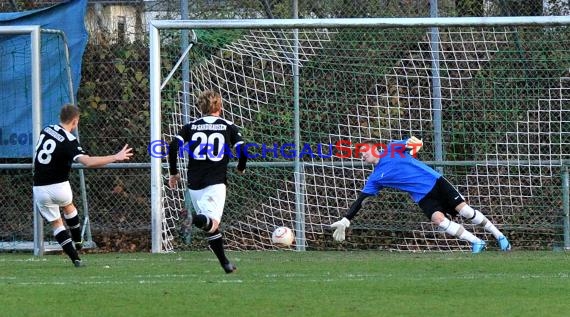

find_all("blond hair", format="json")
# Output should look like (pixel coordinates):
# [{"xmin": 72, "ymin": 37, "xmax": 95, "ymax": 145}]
[{"xmin": 197, "ymin": 90, "xmax": 222, "ymax": 115}]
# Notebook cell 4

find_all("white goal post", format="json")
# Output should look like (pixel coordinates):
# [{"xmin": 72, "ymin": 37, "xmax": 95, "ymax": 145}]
[{"xmin": 149, "ymin": 16, "xmax": 570, "ymax": 253}]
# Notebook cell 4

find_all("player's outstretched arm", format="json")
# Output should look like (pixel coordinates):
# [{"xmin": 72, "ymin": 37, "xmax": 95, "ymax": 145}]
[
  {"xmin": 77, "ymin": 144, "xmax": 133, "ymax": 168},
  {"xmin": 331, "ymin": 192, "xmax": 373, "ymax": 242}
]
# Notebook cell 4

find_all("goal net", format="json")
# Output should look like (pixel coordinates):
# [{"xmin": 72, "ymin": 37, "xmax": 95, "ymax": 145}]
[{"xmin": 151, "ymin": 18, "xmax": 570, "ymax": 253}]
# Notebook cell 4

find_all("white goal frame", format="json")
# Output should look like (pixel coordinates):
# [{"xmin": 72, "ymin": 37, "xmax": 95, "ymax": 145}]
[
  {"xmin": 0, "ymin": 25, "xmax": 43, "ymax": 255},
  {"xmin": 149, "ymin": 16, "xmax": 570, "ymax": 253},
  {"xmin": 0, "ymin": 26, "xmax": 95, "ymax": 256}
]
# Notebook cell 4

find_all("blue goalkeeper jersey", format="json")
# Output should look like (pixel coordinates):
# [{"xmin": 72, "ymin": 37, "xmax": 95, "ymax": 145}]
[{"xmin": 362, "ymin": 140, "xmax": 441, "ymax": 202}]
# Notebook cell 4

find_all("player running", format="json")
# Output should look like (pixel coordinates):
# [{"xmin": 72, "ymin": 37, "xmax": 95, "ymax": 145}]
[
  {"xmin": 33, "ymin": 104, "xmax": 133, "ymax": 267},
  {"xmin": 168, "ymin": 90, "xmax": 247, "ymax": 274},
  {"xmin": 331, "ymin": 137, "xmax": 511, "ymax": 253}
]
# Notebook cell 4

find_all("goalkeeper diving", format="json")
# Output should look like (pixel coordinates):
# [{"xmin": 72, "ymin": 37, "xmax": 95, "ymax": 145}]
[{"xmin": 331, "ymin": 136, "xmax": 511, "ymax": 253}]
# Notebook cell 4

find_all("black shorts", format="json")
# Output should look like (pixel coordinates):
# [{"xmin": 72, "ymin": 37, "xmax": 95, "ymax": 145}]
[{"xmin": 418, "ymin": 177, "xmax": 465, "ymax": 219}]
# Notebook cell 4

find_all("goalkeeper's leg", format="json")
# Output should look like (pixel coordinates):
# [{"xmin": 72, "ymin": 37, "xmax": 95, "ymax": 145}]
[
  {"xmin": 458, "ymin": 203, "xmax": 511, "ymax": 251},
  {"xmin": 420, "ymin": 193, "xmax": 485, "ymax": 252},
  {"xmin": 458, "ymin": 203, "xmax": 503, "ymax": 238},
  {"xmin": 433, "ymin": 211, "xmax": 482, "ymax": 243}
]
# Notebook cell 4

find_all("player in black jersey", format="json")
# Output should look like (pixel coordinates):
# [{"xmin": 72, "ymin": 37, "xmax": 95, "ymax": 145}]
[
  {"xmin": 168, "ymin": 90, "xmax": 247, "ymax": 274},
  {"xmin": 33, "ymin": 104, "xmax": 133, "ymax": 267}
]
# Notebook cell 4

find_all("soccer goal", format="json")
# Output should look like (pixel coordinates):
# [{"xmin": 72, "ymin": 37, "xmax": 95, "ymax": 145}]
[
  {"xmin": 0, "ymin": 26, "xmax": 94, "ymax": 255},
  {"xmin": 150, "ymin": 17, "xmax": 570, "ymax": 253}
]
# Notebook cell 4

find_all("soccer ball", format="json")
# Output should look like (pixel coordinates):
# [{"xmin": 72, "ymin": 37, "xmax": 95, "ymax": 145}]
[{"xmin": 271, "ymin": 226, "xmax": 295, "ymax": 246}]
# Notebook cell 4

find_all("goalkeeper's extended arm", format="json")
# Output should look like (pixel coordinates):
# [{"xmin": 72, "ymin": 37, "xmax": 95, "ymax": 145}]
[
  {"xmin": 345, "ymin": 192, "xmax": 374, "ymax": 220},
  {"xmin": 331, "ymin": 192, "xmax": 373, "ymax": 242}
]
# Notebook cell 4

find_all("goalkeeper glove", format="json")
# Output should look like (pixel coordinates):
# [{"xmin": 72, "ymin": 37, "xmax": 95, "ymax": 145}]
[
  {"xmin": 331, "ymin": 217, "xmax": 350, "ymax": 242},
  {"xmin": 406, "ymin": 136, "xmax": 423, "ymax": 156}
]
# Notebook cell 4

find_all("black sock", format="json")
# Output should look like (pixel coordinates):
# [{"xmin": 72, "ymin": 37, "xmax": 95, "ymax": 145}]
[
  {"xmin": 207, "ymin": 230, "xmax": 229, "ymax": 266},
  {"xmin": 55, "ymin": 230, "xmax": 80, "ymax": 262},
  {"xmin": 193, "ymin": 214, "xmax": 213, "ymax": 232},
  {"xmin": 64, "ymin": 214, "xmax": 82, "ymax": 242}
]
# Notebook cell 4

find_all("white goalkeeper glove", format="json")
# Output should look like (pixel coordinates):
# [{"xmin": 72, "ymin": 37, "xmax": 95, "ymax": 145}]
[
  {"xmin": 331, "ymin": 217, "xmax": 350, "ymax": 242},
  {"xmin": 406, "ymin": 136, "xmax": 423, "ymax": 156}
]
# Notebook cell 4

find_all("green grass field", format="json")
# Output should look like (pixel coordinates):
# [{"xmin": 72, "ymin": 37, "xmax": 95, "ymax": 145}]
[{"xmin": 1, "ymin": 250, "xmax": 569, "ymax": 317}]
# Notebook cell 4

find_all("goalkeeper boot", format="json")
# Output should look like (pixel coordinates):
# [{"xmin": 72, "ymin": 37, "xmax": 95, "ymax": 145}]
[
  {"xmin": 222, "ymin": 262, "xmax": 237, "ymax": 274},
  {"xmin": 73, "ymin": 260, "xmax": 84, "ymax": 268},
  {"xmin": 471, "ymin": 240, "xmax": 486, "ymax": 254},
  {"xmin": 498, "ymin": 236, "xmax": 511, "ymax": 251},
  {"xmin": 75, "ymin": 240, "xmax": 84, "ymax": 251}
]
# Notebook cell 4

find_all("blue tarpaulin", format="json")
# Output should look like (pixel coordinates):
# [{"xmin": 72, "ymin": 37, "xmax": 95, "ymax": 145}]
[{"xmin": 0, "ymin": 0, "xmax": 88, "ymax": 158}]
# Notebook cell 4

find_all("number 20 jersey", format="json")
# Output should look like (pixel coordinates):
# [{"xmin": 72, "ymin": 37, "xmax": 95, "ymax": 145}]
[
  {"xmin": 175, "ymin": 116, "xmax": 244, "ymax": 190},
  {"xmin": 33, "ymin": 124, "xmax": 86, "ymax": 186}
]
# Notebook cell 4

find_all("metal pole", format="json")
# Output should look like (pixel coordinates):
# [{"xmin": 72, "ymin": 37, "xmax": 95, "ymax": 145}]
[
  {"xmin": 181, "ymin": 0, "xmax": 190, "ymax": 123},
  {"xmin": 31, "ymin": 26, "xmax": 43, "ymax": 256},
  {"xmin": 149, "ymin": 24, "xmax": 163, "ymax": 253},
  {"xmin": 292, "ymin": 0, "xmax": 305, "ymax": 251},
  {"xmin": 562, "ymin": 166, "xmax": 569, "ymax": 250},
  {"xmin": 430, "ymin": 0, "xmax": 444, "ymax": 174},
  {"xmin": 5, "ymin": 159, "xmax": 570, "ymax": 170},
  {"xmin": 180, "ymin": 0, "xmax": 192, "ymax": 245}
]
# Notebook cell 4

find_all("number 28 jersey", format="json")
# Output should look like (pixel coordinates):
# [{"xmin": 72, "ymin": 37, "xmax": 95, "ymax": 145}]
[
  {"xmin": 33, "ymin": 124, "xmax": 86, "ymax": 186},
  {"xmin": 175, "ymin": 116, "xmax": 244, "ymax": 190}
]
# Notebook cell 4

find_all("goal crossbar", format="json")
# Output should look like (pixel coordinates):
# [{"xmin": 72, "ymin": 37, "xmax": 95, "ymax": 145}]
[{"xmin": 151, "ymin": 16, "xmax": 570, "ymax": 30}]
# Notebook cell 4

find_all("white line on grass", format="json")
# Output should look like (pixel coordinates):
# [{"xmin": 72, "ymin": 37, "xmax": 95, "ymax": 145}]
[{"xmin": 4, "ymin": 271, "xmax": 569, "ymax": 287}]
